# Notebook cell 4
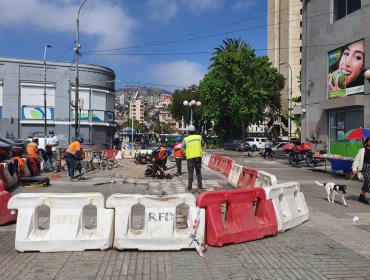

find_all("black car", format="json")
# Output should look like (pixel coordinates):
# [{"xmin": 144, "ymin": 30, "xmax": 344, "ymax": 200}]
[
  {"xmin": 223, "ymin": 140, "xmax": 251, "ymax": 152},
  {"xmin": 0, "ymin": 137, "xmax": 27, "ymax": 157}
]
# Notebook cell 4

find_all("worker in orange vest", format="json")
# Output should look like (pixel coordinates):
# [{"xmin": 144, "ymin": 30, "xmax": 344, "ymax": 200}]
[
  {"xmin": 152, "ymin": 146, "xmax": 168, "ymax": 178},
  {"xmin": 64, "ymin": 135, "xmax": 84, "ymax": 181},
  {"xmin": 26, "ymin": 137, "xmax": 39, "ymax": 158},
  {"xmin": 173, "ymin": 136, "xmax": 185, "ymax": 176}
]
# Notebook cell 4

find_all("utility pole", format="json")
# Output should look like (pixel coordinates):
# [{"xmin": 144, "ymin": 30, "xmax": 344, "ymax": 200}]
[
  {"xmin": 43, "ymin": 44, "xmax": 52, "ymax": 140},
  {"xmin": 75, "ymin": 0, "xmax": 87, "ymax": 139}
]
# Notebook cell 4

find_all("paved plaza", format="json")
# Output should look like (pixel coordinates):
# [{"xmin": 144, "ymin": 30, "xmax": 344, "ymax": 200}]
[{"xmin": 1, "ymin": 152, "xmax": 370, "ymax": 280}]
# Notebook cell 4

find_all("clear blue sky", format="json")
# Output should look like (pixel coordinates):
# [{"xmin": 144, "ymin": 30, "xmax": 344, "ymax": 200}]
[{"xmin": 0, "ymin": 0, "xmax": 268, "ymax": 92}]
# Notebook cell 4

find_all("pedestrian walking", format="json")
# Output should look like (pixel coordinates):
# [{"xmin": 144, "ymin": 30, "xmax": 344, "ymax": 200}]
[
  {"xmin": 64, "ymin": 135, "xmax": 84, "ymax": 181},
  {"xmin": 46, "ymin": 130, "xmax": 59, "ymax": 171},
  {"xmin": 263, "ymin": 139, "xmax": 273, "ymax": 158},
  {"xmin": 173, "ymin": 136, "xmax": 184, "ymax": 175},
  {"xmin": 353, "ymin": 137, "xmax": 370, "ymax": 204},
  {"xmin": 183, "ymin": 125, "xmax": 203, "ymax": 192}
]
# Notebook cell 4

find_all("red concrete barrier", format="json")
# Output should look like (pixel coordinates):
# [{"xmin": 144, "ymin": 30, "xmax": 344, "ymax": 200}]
[
  {"xmin": 209, "ymin": 155, "xmax": 222, "ymax": 172},
  {"xmin": 196, "ymin": 188, "xmax": 277, "ymax": 247},
  {"xmin": 219, "ymin": 157, "xmax": 235, "ymax": 177},
  {"xmin": 0, "ymin": 191, "xmax": 17, "ymax": 225},
  {"xmin": 236, "ymin": 167, "xmax": 258, "ymax": 189},
  {"xmin": 102, "ymin": 150, "xmax": 119, "ymax": 159},
  {"xmin": 0, "ymin": 165, "xmax": 10, "ymax": 191}
]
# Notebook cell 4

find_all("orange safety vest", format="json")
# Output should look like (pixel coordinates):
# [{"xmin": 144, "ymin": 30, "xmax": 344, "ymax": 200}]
[
  {"xmin": 12, "ymin": 156, "xmax": 26, "ymax": 171},
  {"xmin": 154, "ymin": 147, "xmax": 167, "ymax": 161},
  {"xmin": 66, "ymin": 141, "xmax": 81, "ymax": 155},
  {"xmin": 173, "ymin": 141, "xmax": 184, "ymax": 158},
  {"xmin": 26, "ymin": 142, "xmax": 39, "ymax": 158}
]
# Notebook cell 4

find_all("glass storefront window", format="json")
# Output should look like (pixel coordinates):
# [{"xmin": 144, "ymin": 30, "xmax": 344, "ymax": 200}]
[{"xmin": 329, "ymin": 110, "xmax": 363, "ymax": 140}]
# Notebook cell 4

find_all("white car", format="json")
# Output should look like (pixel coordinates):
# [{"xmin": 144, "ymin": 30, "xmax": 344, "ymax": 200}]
[
  {"xmin": 245, "ymin": 137, "xmax": 267, "ymax": 151},
  {"xmin": 271, "ymin": 142, "xmax": 289, "ymax": 151}
]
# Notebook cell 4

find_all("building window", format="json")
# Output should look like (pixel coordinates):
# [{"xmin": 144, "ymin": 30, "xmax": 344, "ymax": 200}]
[{"xmin": 334, "ymin": 0, "xmax": 361, "ymax": 21}]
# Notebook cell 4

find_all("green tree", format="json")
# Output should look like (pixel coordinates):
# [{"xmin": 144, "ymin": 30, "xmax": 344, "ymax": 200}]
[{"xmin": 199, "ymin": 38, "xmax": 284, "ymax": 140}]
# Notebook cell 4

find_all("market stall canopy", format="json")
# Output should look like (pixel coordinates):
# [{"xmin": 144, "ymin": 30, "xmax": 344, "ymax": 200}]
[
  {"xmin": 120, "ymin": 127, "xmax": 137, "ymax": 135},
  {"xmin": 338, "ymin": 128, "xmax": 370, "ymax": 140}
]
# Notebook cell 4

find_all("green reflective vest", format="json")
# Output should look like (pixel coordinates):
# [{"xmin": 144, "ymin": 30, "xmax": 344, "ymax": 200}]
[{"xmin": 184, "ymin": 134, "xmax": 203, "ymax": 159}]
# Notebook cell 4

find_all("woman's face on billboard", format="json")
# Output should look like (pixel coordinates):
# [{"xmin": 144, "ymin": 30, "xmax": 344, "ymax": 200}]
[{"xmin": 339, "ymin": 40, "xmax": 364, "ymax": 85}]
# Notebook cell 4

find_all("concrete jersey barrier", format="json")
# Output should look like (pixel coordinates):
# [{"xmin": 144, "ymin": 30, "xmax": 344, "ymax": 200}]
[
  {"xmin": 264, "ymin": 182, "xmax": 309, "ymax": 232},
  {"xmin": 1, "ymin": 163, "xmax": 18, "ymax": 189},
  {"xmin": 202, "ymin": 154, "xmax": 211, "ymax": 167},
  {"xmin": 106, "ymin": 193, "xmax": 205, "ymax": 251},
  {"xmin": 255, "ymin": 170, "xmax": 278, "ymax": 188},
  {"xmin": 8, "ymin": 192, "xmax": 114, "ymax": 252},
  {"xmin": 227, "ymin": 163, "xmax": 243, "ymax": 188},
  {"xmin": 123, "ymin": 150, "xmax": 136, "ymax": 159}
]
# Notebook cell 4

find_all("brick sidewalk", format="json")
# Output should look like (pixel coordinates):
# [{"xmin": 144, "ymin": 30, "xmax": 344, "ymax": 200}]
[{"xmin": 1, "ymin": 157, "xmax": 370, "ymax": 279}]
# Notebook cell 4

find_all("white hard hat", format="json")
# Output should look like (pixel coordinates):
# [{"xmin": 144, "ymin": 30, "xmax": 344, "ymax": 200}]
[{"xmin": 187, "ymin": 125, "xmax": 196, "ymax": 132}]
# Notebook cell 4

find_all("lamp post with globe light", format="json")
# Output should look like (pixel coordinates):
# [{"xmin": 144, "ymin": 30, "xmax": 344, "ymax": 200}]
[{"xmin": 183, "ymin": 100, "xmax": 201, "ymax": 126}]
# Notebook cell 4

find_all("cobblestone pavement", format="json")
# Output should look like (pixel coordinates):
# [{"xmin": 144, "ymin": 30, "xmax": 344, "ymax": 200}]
[{"xmin": 2, "ymin": 153, "xmax": 370, "ymax": 279}]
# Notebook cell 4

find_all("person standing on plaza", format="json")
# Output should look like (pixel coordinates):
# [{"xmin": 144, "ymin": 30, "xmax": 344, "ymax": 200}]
[
  {"xmin": 112, "ymin": 136, "xmax": 121, "ymax": 150},
  {"xmin": 173, "ymin": 136, "xmax": 185, "ymax": 176},
  {"xmin": 46, "ymin": 130, "xmax": 59, "ymax": 171},
  {"xmin": 183, "ymin": 125, "xmax": 203, "ymax": 192},
  {"xmin": 353, "ymin": 137, "xmax": 370, "ymax": 204},
  {"xmin": 64, "ymin": 135, "xmax": 84, "ymax": 181},
  {"xmin": 263, "ymin": 139, "xmax": 273, "ymax": 159}
]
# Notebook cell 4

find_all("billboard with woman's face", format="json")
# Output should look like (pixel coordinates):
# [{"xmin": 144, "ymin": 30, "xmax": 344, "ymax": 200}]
[{"xmin": 328, "ymin": 39, "xmax": 365, "ymax": 99}]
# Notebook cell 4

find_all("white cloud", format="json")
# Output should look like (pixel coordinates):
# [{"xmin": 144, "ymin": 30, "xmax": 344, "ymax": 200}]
[
  {"xmin": 148, "ymin": 60, "xmax": 205, "ymax": 89},
  {"xmin": 231, "ymin": 0, "xmax": 255, "ymax": 10},
  {"xmin": 181, "ymin": 0, "xmax": 224, "ymax": 14},
  {"xmin": 145, "ymin": 0, "xmax": 178, "ymax": 23},
  {"xmin": 0, "ymin": 0, "xmax": 138, "ymax": 51}
]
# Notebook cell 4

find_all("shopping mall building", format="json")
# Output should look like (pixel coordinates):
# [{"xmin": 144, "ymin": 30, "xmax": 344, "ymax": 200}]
[
  {"xmin": 301, "ymin": 0, "xmax": 370, "ymax": 151},
  {"xmin": 0, "ymin": 57, "xmax": 116, "ymax": 147}
]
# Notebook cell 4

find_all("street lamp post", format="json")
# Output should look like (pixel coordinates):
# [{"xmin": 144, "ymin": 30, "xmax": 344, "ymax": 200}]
[
  {"xmin": 280, "ymin": 62, "xmax": 293, "ymax": 140},
  {"xmin": 131, "ymin": 100, "xmax": 134, "ymax": 146},
  {"xmin": 75, "ymin": 0, "xmax": 87, "ymax": 139},
  {"xmin": 43, "ymin": 44, "xmax": 52, "ymax": 134},
  {"xmin": 44, "ymin": 44, "xmax": 52, "ymax": 146},
  {"xmin": 183, "ymin": 100, "xmax": 201, "ymax": 126}
]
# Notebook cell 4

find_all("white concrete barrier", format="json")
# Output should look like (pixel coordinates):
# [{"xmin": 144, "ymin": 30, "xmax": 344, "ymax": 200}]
[
  {"xmin": 123, "ymin": 150, "xmax": 136, "ymax": 159},
  {"xmin": 135, "ymin": 149, "xmax": 153, "ymax": 155},
  {"xmin": 1, "ymin": 163, "xmax": 17, "ymax": 188},
  {"xmin": 264, "ymin": 182, "xmax": 309, "ymax": 232},
  {"xmin": 106, "ymin": 193, "xmax": 205, "ymax": 251},
  {"xmin": 202, "ymin": 154, "xmax": 211, "ymax": 167},
  {"xmin": 8, "ymin": 192, "xmax": 113, "ymax": 252},
  {"xmin": 227, "ymin": 163, "xmax": 243, "ymax": 188},
  {"xmin": 255, "ymin": 170, "xmax": 277, "ymax": 188}
]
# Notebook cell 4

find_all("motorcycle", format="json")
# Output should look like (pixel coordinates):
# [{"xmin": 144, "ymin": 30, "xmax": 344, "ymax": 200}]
[
  {"xmin": 282, "ymin": 142, "xmax": 313, "ymax": 166},
  {"xmin": 305, "ymin": 143, "xmax": 328, "ymax": 167}
]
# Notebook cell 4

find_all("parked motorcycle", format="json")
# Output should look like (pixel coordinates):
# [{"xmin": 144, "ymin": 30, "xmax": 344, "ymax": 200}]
[
  {"xmin": 282, "ymin": 142, "xmax": 313, "ymax": 166},
  {"xmin": 305, "ymin": 143, "xmax": 328, "ymax": 167}
]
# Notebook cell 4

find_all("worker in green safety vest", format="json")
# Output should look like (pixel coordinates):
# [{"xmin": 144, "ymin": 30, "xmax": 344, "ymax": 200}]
[{"xmin": 182, "ymin": 125, "xmax": 203, "ymax": 192}]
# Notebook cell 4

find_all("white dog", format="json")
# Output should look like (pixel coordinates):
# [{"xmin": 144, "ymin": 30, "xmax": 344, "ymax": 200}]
[{"xmin": 315, "ymin": 181, "xmax": 348, "ymax": 207}]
